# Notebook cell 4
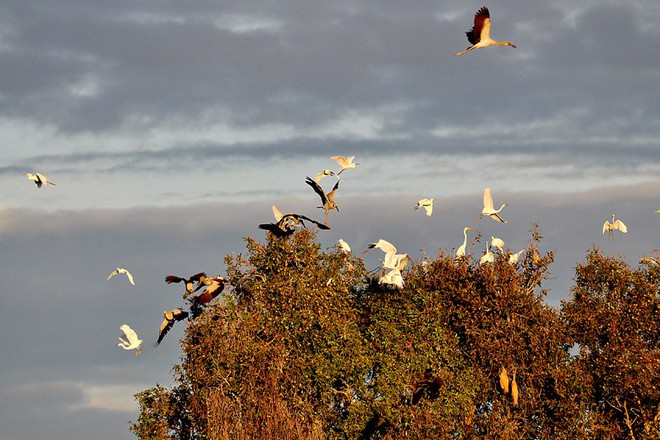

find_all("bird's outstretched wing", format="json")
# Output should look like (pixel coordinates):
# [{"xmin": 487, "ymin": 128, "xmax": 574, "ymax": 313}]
[
  {"xmin": 107, "ymin": 269, "xmax": 119, "ymax": 280},
  {"xmin": 120, "ymin": 324, "xmax": 139, "ymax": 345},
  {"xmin": 613, "ymin": 219, "xmax": 627, "ymax": 233},
  {"xmin": 296, "ymin": 214, "xmax": 331, "ymax": 230},
  {"xmin": 483, "ymin": 187, "xmax": 494, "ymax": 211},
  {"xmin": 305, "ymin": 177, "xmax": 328, "ymax": 204},
  {"xmin": 123, "ymin": 269, "xmax": 135, "ymax": 285},
  {"xmin": 165, "ymin": 275, "xmax": 185, "ymax": 284},
  {"xmin": 466, "ymin": 6, "xmax": 490, "ymax": 44},
  {"xmin": 272, "ymin": 205, "xmax": 284, "ymax": 221}
]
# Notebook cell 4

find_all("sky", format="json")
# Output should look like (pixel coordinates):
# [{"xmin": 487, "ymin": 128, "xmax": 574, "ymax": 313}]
[{"xmin": 0, "ymin": 1, "xmax": 659, "ymax": 438}]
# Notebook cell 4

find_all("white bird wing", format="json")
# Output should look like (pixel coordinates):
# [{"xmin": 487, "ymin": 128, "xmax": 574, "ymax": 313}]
[
  {"xmin": 107, "ymin": 269, "xmax": 119, "ymax": 280},
  {"xmin": 272, "ymin": 205, "xmax": 284, "ymax": 222},
  {"xmin": 122, "ymin": 269, "xmax": 135, "ymax": 285},
  {"xmin": 614, "ymin": 219, "xmax": 627, "ymax": 233},
  {"xmin": 120, "ymin": 324, "xmax": 140, "ymax": 345},
  {"xmin": 374, "ymin": 239, "xmax": 397, "ymax": 256},
  {"xmin": 483, "ymin": 187, "xmax": 494, "ymax": 211},
  {"xmin": 602, "ymin": 221, "xmax": 611, "ymax": 234}
]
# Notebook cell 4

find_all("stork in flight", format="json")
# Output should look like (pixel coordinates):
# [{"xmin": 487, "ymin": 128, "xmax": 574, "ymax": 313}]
[
  {"xmin": 602, "ymin": 214, "xmax": 627, "ymax": 239},
  {"xmin": 189, "ymin": 275, "xmax": 226, "ymax": 317},
  {"xmin": 259, "ymin": 205, "xmax": 330, "ymax": 238},
  {"xmin": 456, "ymin": 7, "xmax": 517, "ymax": 56},
  {"xmin": 165, "ymin": 272, "xmax": 207, "ymax": 299},
  {"xmin": 480, "ymin": 187, "xmax": 507, "ymax": 223},
  {"xmin": 23, "ymin": 172, "xmax": 56, "ymax": 188},
  {"xmin": 305, "ymin": 176, "xmax": 340, "ymax": 223},
  {"xmin": 156, "ymin": 308, "xmax": 189, "ymax": 346},
  {"xmin": 107, "ymin": 267, "xmax": 135, "ymax": 286}
]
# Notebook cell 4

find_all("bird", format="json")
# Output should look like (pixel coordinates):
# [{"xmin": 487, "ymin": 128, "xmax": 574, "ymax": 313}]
[
  {"xmin": 107, "ymin": 267, "xmax": 135, "ymax": 285},
  {"xmin": 455, "ymin": 7, "xmax": 517, "ymax": 56},
  {"xmin": 305, "ymin": 176, "xmax": 340, "ymax": 223},
  {"xmin": 338, "ymin": 239, "xmax": 351, "ymax": 253},
  {"xmin": 414, "ymin": 198, "xmax": 434, "ymax": 217},
  {"xmin": 365, "ymin": 239, "xmax": 409, "ymax": 271},
  {"xmin": 640, "ymin": 256, "xmax": 659, "ymax": 266},
  {"xmin": 480, "ymin": 187, "xmax": 507, "ymax": 223},
  {"xmin": 480, "ymin": 242, "xmax": 494, "ymax": 265},
  {"xmin": 511, "ymin": 371, "xmax": 519, "ymax": 406},
  {"xmin": 491, "ymin": 236, "xmax": 505, "ymax": 252},
  {"xmin": 330, "ymin": 155, "xmax": 358, "ymax": 174},
  {"xmin": 656, "ymin": 210, "xmax": 660, "ymax": 213},
  {"xmin": 190, "ymin": 275, "xmax": 226, "ymax": 312},
  {"xmin": 23, "ymin": 172, "xmax": 56, "ymax": 188},
  {"xmin": 508, "ymin": 250, "xmax": 525, "ymax": 265},
  {"xmin": 165, "ymin": 272, "xmax": 207, "ymax": 298},
  {"xmin": 117, "ymin": 324, "xmax": 143, "ymax": 355},
  {"xmin": 379, "ymin": 267, "xmax": 405, "ymax": 289},
  {"xmin": 314, "ymin": 169, "xmax": 338, "ymax": 183},
  {"xmin": 259, "ymin": 210, "xmax": 330, "ymax": 238},
  {"xmin": 455, "ymin": 227, "xmax": 474, "ymax": 259},
  {"xmin": 156, "ymin": 308, "xmax": 189, "ymax": 345},
  {"xmin": 499, "ymin": 366, "xmax": 510, "ymax": 394},
  {"xmin": 602, "ymin": 214, "xmax": 627, "ymax": 239}
]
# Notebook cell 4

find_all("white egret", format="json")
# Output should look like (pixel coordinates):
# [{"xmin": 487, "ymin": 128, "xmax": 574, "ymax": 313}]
[
  {"xmin": 456, "ymin": 7, "xmax": 517, "ymax": 56},
  {"xmin": 455, "ymin": 227, "xmax": 474, "ymax": 259},
  {"xmin": 508, "ymin": 250, "xmax": 525, "ymax": 265},
  {"xmin": 480, "ymin": 242, "xmax": 494, "ymax": 265},
  {"xmin": 491, "ymin": 236, "xmax": 505, "ymax": 252},
  {"xmin": 365, "ymin": 239, "xmax": 408, "ymax": 270},
  {"xmin": 480, "ymin": 187, "xmax": 507, "ymax": 223},
  {"xmin": 330, "ymin": 155, "xmax": 358, "ymax": 174},
  {"xmin": 379, "ymin": 267, "xmax": 404, "ymax": 289},
  {"xmin": 305, "ymin": 176, "xmax": 340, "ymax": 222},
  {"xmin": 314, "ymin": 169, "xmax": 338, "ymax": 183},
  {"xmin": 338, "ymin": 239, "xmax": 351, "ymax": 253},
  {"xmin": 107, "ymin": 267, "xmax": 135, "ymax": 285},
  {"xmin": 640, "ymin": 256, "xmax": 658, "ymax": 266},
  {"xmin": 414, "ymin": 198, "xmax": 434, "ymax": 217},
  {"xmin": 602, "ymin": 214, "xmax": 627, "ymax": 239},
  {"xmin": 156, "ymin": 308, "xmax": 189, "ymax": 345},
  {"xmin": 117, "ymin": 324, "xmax": 143, "ymax": 355},
  {"xmin": 23, "ymin": 172, "xmax": 55, "ymax": 188}
]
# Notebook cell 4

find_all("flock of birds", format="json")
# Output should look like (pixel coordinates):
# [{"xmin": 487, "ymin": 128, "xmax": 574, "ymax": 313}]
[{"xmin": 17, "ymin": 6, "xmax": 658, "ymax": 369}]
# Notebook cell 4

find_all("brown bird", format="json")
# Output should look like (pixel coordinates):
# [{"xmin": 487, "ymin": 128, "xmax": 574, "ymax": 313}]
[
  {"xmin": 456, "ymin": 7, "xmax": 517, "ymax": 56},
  {"xmin": 511, "ymin": 371, "xmax": 519, "ymax": 406},
  {"xmin": 499, "ymin": 366, "xmax": 510, "ymax": 394},
  {"xmin": 156, "ymin": 308, "xmax": 189, "ymax": 345},
  {"xmin": 191, "ymin": 275, "xmax": 225, "ymax": 305},
  {"xmin": 165, "ymin": 272, "xmax": 207, "ymax": 298},
  {"xmin": 259, "ymin": 211, "xmax": 330, "ymax": 238},
  {"xmin": 305, "ymin": 176, "xmax": 340, "ymax": 223}
]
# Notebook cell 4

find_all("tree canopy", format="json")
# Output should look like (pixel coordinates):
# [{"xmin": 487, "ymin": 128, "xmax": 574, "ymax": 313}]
[{"xmin": 131, "ymin": 229, "xmax": 659, "ymax": 439}]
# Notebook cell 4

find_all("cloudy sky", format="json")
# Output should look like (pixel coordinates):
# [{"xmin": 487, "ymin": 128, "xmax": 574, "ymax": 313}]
[{"xmin": 1, "ymin": 1, "xmax": 658, "ymax": 438}]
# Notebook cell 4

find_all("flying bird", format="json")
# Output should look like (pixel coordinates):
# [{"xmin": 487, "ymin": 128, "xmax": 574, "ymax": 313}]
[
  {"xmin": 455, "ymin": 7, "xmax": 517, "ymax": 56},
  {"xmin": 156, "ymin": 308, "xmax": 189, "ymax": 345},
  {"xmin": 305, "ymin": 176, "xmax": 340, "ymax": 223},
  {"xmin": 165, "ymin": 272, "xmax": 207, "ymax": 298},
  {"xmin": 117, "ymin": 324, "xmax": 143, "ymax": 355},
  {"xmin": 259, "ymin": 210, "xmax": 330, "ymax": 238},
  {"xmin": 508, "ymin": 249, "xmax": 525, "ymax": 265},
  {"xmin": 379, "ymin": 267, "xmax": 405, "ymax": 289},
  {"xmin": 365, "ymin": 239, "xmax": 409, "ymax": 271},
  {"xmin": 491, "ymin": 236, "xmax": 505, "ymax": 252},
  {"xmin": 455, "ymin": 227, "xmax": 474, "ymax": 260},
  {"xmin": 23, "ymin": 172, "xmax": 56, "ymax": 188},
  {"xmin": 480, "ymin": 242, "xmax": 494, "ymax": 265},
  {"xmin": 314, "ymin": 169, "xmax": 338, "ymax": 183},
  {"xmin": 480, "ymin": 187, "xmax": 507, "ymax": 223},
  {"xmin": 414, "ymin": 198, "xmax": 434, "ymax": 217},
  {"xmin": 190, "ymin": 275, "xmax": 226, "ymax": 311},
  {"xmin": 107, "ymin": 267, "xmax": 135, "ymax": 285},
  {"xmin": 330, "ymin": 155, "xmax": 358, "ymax": 174},
  {"xmin": 338, "ymin": 239, "xmax": 351, "ymax": 253},
  {"xmin": 602, "ymin": 214, "xmax": 627, "ymax": 239}
]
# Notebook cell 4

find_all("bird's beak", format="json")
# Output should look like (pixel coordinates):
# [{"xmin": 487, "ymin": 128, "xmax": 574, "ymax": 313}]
[{"xmin": 509, "ymin": 43, "xmax": 517, "ymax": 48}]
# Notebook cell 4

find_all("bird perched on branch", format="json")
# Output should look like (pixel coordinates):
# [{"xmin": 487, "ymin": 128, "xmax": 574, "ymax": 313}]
[
  {"xmin": 23, "ymin": 172, "xmax": 56, "ymax": 188},
  {"xmin": 480, "ymin": 242, "xmax": 494, "ymax": 265},
  {"xmin": 455, "ymin": 227, "xmax": 474, "ymax": 260},
  {"xmin": 117, "ymin": 324, "xmax": 143, "ymax": 355},
  {"xmin": 305, "ymin": 176, "xmax": 340, "ymax": 223},
  {"xmin": 508, "ymin": 249, "xmax": 525, "ymax": 265},
  {"xmin": 456, "ymin": 7, "xmax": 517, "ymax": 56},
  {"xmin": 156, "ymin": 308, "xmax": 189, "ymax": 345},
  {"xmin": 491, "ymin": 236, "xmax": 505, "ymax": 252},
  {"xmin": 107, "ymin": 267, "xmax": 135, "ymax": 286},
  {"xmin": 165, "ymin": 272, "xmax": 207, "ymax": 299}
]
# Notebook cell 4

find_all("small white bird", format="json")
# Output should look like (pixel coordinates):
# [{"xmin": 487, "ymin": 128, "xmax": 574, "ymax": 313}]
[
  {"xmin": 314, "ymin": 169, "xmax": 338, "ymax": 183},
  {"xmin": 414, "ymin": 198, "xmax": 434, "ymax": 217},
  {"xmin": 23, "ymin": 173, "xmax": 56, "ymax": 188},
  {"xmin": 508, "ymin": 250, "xmax": 525, "ymax": 265},
  {"xmin": 330, "ymin": 155, "xmax": 358, "ymax": 174},
  {"xmin": 338, "ymin": 239, "xmax": 351, "ymax": 253},
  {"xmin": 455, "ymin": 7, "xmax": 517, "ymax": 56},
  {"xmin": 480, "ymin": 242, "xmax": 494, "ymax": 265},
  {"xmin": 602, "ymin": 214, "xmax": 627, "ymax": 239},
  {"xmin": 117, "ymin": 324, "xmax": 143, "ymax": 355},
  {"xmin": 480, "ymin": 187, "xmax": 507, "ymax": 223},
  {"xmin": 491, "ymin": 236, "xmax": 505, "ymax": 252},
  {"xmin": 455, "ymin": 227, "xmax": 474, "ymax": 259},
  {"xmin": 107, "ymin": 267, "xmax": 135, "ymax": 286}
]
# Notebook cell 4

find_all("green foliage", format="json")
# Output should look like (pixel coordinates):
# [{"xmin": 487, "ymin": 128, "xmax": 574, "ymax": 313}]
[{"xmin": 131, "ymin": 230, "xmax": 659, "ymax": 440}]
